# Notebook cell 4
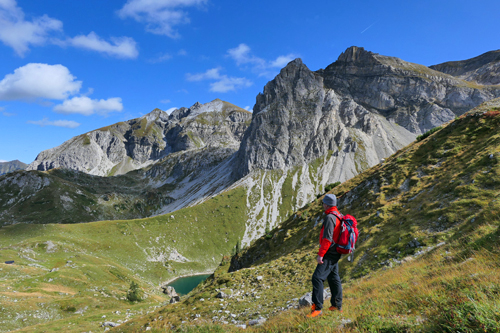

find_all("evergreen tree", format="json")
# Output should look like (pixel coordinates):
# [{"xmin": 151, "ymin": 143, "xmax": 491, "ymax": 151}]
[{"xmin": 126, "ymin": 281, "xmax": 143, "ymax": 302}]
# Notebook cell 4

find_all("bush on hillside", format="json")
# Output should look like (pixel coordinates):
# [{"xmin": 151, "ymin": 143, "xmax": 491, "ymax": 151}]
[
  {"xmin": 416, "ymin": 126, "xmax": 442, "ymax": 142},
  {"xmin": 325, "ymin": 182, "xmax": 341, "ymax": 192},
  {"xmin": 126, "ymin": 281, "xmax": 143, "ymax": 302}
]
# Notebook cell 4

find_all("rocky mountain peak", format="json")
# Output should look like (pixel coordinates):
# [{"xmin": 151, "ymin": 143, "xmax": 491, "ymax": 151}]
[
  {"xmin": 336, "ymin": 46, "xmax": 379, "ymax": 65},
  {"xmin": 142, "ymin": 108, "xmax": 169, "ymax": 123},
  {"xmin": 0, "ymin": 160, "xmax": 27, "ymax": 176},
  {"xmin": 254, "ymin": 58, "xmax": 321, "ymax": 115}
]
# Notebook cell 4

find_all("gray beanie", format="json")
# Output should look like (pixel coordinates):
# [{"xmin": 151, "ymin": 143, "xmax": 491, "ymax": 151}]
[{"xmin": 322, "ymin": 194, "xmax": 337, "ymax": 207}]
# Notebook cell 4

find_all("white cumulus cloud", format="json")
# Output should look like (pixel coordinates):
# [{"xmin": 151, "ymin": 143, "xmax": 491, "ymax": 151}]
[
  {"xmin": 227, "ymin": 43, "xmax": 298, "ymax": 76},
  {"xmin": 54, "ymin": 96, "xmax": 123, "ymax": 116},
  {"xmin": 27, "ymin": 117, "xmax": 80, "ymax": 128},
  {"xmin": 118, "ymin": 0, "xmax": 207, "ymax": 38},
  {"xmin": 0, "ymin": 1, "xmax": 138, "ymax": 58},
  {"xmin": 67, "ymin": 32, "xmax": 138, "ymax": 59},
  {"xmin": 227, "ymin": 43, "xmax": 265, "ymax": 67},
  {"xmin": 0, "ymin": 0, "xmax": 63, "ymax": 57},
  {"xmin": 186, "ymin": 67, "xmax": 252, "ymax": 93},
  {"xmin": 0, "ymin": 63, "xmax": 81, "ymax": 101}
]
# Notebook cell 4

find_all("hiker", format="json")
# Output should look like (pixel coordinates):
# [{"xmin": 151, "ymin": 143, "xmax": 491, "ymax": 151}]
[{"xmin": 307, "ymin": 193, "xmax": 343, "ymax": 318}]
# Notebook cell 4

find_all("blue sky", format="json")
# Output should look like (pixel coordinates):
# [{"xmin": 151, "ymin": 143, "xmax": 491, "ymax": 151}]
[{"xmin": 1, "ymin": 0, "xmax": 499, "ymax": 164}]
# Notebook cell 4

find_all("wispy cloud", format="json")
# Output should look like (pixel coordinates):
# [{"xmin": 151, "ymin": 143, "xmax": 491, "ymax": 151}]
[
  {"xmin": 54, "ymin": 96, "xmax": 123, "ymax": 116},
  {"xmin": 227, "ymin": 43, "xmax": 298, "ymax": 76},
  {"xmin": 186, "ymin": 67, "xmax": 223, "ymax": 81},
  {"xmin": 3, "ymin": 111, "xmax": 15, "ymax": 116},
  {"xmin": 148, "ymin": 52, "xmax": 172, "ymax": 63},
  {"xmin": 0, "ymin": 159, "xmax": 7, "ymax": 162},
  {"xmin": 0, "ymin": 0, "xmax": 63, "ymax": 57},
  {"xmin": 67, "ymin": 32, "xmax": 138, "ymax": 59},
  {"xmin": 27, "ymin": 117, "xmax": 80, "ymax": 128},
  {"xmin": 0, "ymin": 63, "xmax": 81, "ymax": 101},
  {"xmin": 118, "ymin": 0, "xmax": 207, "ymax": 38},
  {"xmin": 186, "ymin": 67, "xmax": 252, "ymax": 93},
  {"xmin": 160, "ymin": 99, "xmax": 171, "ymax": 104}
]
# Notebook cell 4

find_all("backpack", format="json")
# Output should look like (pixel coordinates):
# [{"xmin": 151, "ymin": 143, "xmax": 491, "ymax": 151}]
[{"xmin": 331, "ymin": 213, "xmax": 359, "ymax": 255}]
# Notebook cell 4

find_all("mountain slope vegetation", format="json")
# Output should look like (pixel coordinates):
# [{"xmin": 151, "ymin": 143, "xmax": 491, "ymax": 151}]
[
  {"xmin": 0, "ymin": 186, "xmax": 248, "ymax": 332},
  {"xmin": 112, "ymin": 99, "xmax": 500, "ymax": 332}
]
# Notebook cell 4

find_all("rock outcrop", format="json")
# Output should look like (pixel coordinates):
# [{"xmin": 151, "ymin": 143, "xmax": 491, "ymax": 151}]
[{"xmin": 27, "ymin": 99, "xmax": 251, "ymax": 177}]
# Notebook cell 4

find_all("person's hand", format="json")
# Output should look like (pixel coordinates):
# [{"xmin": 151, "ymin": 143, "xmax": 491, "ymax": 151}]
[{"xmin": 316, "ymin": 256, "xmax": 324, "ymax": 264}]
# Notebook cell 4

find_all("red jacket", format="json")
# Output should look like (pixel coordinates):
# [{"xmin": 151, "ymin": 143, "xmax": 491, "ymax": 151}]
[{"xmin": 318, "ymin": 206, "xmax": 341, "ymax": 257}]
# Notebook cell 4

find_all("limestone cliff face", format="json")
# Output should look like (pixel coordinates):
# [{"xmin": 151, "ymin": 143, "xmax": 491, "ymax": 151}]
[
  {"xmin": 430, "ymin": 49, "xmax": 500, "ymax": 85},
  {"xmin": 322, "ymin": 47, "xmax": 500, "ymax": 133},
  {"xmin": 27, "ymin": 100, "xmax": 251, "ymax": 176},
  {"xmin": 236, "ymin": 47, "xmax": 500, "ymax": 178},
  {"xmin": 236, "ymin": 55, "xmax": 414, "ymax": 180}
]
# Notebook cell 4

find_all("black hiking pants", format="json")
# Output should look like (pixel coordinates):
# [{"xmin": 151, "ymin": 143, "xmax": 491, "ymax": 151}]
[{"xmin": 311, "ymin": 252, "xmax": 342, "ymax": 310}]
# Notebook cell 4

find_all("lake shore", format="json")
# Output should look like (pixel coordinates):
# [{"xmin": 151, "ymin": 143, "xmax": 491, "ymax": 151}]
[{"xmin": 161, "ymin": 271, "xmax": 214, "ymax": 285}]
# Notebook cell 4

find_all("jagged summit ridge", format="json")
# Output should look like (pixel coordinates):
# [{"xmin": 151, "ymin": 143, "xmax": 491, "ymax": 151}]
[{"xmin": 27, "ymin": 99, "xmax": 252, "ymax": 177}]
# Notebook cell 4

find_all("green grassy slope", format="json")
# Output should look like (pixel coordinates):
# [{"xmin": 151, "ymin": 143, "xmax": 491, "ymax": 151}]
[
  {"xmin": 114, "ymin": 100, "xmax": 500, "ymax": 332},
  {"xmin": 0, "ymin": 186, "xmax": 248, "ymax": 332}
]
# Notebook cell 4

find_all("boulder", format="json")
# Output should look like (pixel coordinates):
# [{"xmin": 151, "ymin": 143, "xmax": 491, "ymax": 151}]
[
  {"xmin": 298, "ymin": 288, "xmax": 331, "ymax": 307},
  {"xmin": 248, "ymin": 317, "xmax": 266, "ymax": 326},
  {"xmin": 216, "ymin": 291, "xmax": 229, "ymax": 299}
]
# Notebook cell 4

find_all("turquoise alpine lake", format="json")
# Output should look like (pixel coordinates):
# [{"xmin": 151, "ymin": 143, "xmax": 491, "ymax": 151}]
[{"xmin": 168, "ymin": 274, "xmax": 211, "ymax": 295}]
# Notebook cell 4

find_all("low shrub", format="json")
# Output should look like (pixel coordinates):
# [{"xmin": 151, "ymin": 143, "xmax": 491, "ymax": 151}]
[{"xmin": 416, "ymin": 126, "xmax": 442, "ymax": 142}]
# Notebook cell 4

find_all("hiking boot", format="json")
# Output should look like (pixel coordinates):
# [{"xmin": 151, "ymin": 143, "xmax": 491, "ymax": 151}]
[
  {"xmin": 329, "ymin": 306, "xmax": 342, "ymax": 312},
  {"xmin": 306, "ymin": 309, "xmax": 322, "ymax": 318},
  {"xmin": 311, "ymin": 304, "xmax": 316, "ymax": 311}
]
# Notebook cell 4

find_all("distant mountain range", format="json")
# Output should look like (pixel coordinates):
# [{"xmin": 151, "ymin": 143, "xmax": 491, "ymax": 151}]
[
  {"xmin": 0, "ymin": 160, "xmax": 27, "ymax": 175},
  {"xmin": 3, "ymin": 46, "xmax": 500, "ymax": 237}
]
